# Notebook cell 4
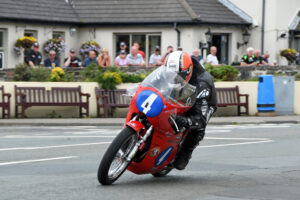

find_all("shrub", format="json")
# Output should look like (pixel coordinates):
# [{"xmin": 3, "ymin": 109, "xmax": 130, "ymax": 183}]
[
  {"xmin": 96, "ymin": 71, "xmax": 122, "ymax": 90},
  {"xmin": 205, "ymin": 64, "xmax": 239, "ymax": 81},
  {"xmin": 13, "ymin": 63, "xmax": 31, "ymax": 81},
  {"xmin": 30, "ymin": 67, "xmax": 51, "ymax": 82}
]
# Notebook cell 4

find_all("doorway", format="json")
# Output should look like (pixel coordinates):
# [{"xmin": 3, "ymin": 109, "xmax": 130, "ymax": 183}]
[{"xmin": 211, "ymin": 34, "xmax": 229, "ymax": 65}]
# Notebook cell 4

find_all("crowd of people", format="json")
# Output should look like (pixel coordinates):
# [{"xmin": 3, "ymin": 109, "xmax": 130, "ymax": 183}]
[{"xmin": 25, "ymin": 41, "xmax": 275, "ymax": 68}]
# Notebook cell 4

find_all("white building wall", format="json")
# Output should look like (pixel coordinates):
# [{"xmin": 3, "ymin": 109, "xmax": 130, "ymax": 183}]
[
  {"xmin": 0, "ymin": 22, "xmax": 79, "ymax": 69},
  {"xmin": 230, "ymin": 0, "xmax": 300, "ymax": 65}
]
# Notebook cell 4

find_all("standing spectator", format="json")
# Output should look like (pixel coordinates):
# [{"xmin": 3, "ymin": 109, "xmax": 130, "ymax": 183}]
[
  {"xmin": 44, "ymin": 50, "xmax": 59, "ymax": 68},
  {"xmin": 97, "ymin": 48, "xmax": 111, "ymax": 67},
  {"xmin": 206, "ymin": 46, "xmax": 220, "ymax": 66},
  {"xmin": 127, "ymin": 46, "xmax": 145, "ymax": 67},
  {"xmin": 240, "ymin": 47, "xmax": 257, "ymax": 66},
  {"xmin": 114, "ymin": 50, "xmax": 129, "ymax": 67},
  {"xmin": 117, "ymin": 42, "xmax": 128, "ymax": 55},
  {"xmin": 26, "ymin": 42, "xmax": 42, "ymax": 67},
  {"xmin": 149, "ymin": 46, "xmax": 162, "ymax": 67},
  {"xmin": 191, "ymin": 48, "xmax": 203, "ymax": 63},
  {"xmin": 177, "ymin": 47, "xmax": 183, "ymax": 51},
  {"xmin": 254, "ymin": 49, "xmax": 268, "ymax": 66},
  {"xmin": 133, "ymin": 41, "xmax": 145, "ymax": 59},
  {"xmin": 161, "ymin": 45, "xmax": 174, "ymax": 62},
  {"xmin": 83, "ymin": 50, "xmax": 97, "ymax": 67},
  {"xmin": 64, "ymin": 49, "xmax": 82, "ymax": 68}
]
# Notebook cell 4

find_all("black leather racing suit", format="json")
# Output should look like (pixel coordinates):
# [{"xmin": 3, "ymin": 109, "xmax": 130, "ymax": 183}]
[{"xmin": 174, "ymin": 57, "xmax": 217, "ymax": 165}]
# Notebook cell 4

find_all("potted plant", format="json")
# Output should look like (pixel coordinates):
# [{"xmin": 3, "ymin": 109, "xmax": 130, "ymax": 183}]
[
  {"xmin": 43, "ymin": 38, "xmax": 66, "ymax": 55},
  {"xmin": 280, "ymin": 48, "xmax": 297, "ymax": 64},
  {"xmin": 14, "ymin": 36, "xmax": 37, "ymax": 56}
]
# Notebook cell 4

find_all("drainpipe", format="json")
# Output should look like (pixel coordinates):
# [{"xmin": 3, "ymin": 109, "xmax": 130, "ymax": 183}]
[
  {"xmin": 174, "ymin": 22, "xmax": 181, "ymax": 48},
  {"xmin": 261, "ymin": 0, "xmax": 266, "ymax": 53}
]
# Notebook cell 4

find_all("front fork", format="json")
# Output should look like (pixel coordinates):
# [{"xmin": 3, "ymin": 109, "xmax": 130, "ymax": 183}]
[{"xmin": 125, "ymin": 115, "xmax": 153, "ymax": 162}]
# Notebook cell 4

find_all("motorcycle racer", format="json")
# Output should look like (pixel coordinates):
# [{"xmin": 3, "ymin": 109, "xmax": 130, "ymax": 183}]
[{"xmin": 163, "ymin": 51, "xmax": 217, "ymax": 170}]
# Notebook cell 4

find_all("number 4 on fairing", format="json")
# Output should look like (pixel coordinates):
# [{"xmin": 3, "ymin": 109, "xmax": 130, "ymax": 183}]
[{"xmin": 141, "ymin": 93, "xmax": 158, "ymax": 114}]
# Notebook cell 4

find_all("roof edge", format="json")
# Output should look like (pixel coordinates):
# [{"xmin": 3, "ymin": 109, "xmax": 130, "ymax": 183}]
[
  {"xmin": 218, "ymin": 0, "xmax": 253, "ymax": 24},
  {"xmin": 289, "ymin": 10, "xmax": 300, "ymax": 30},
  {"xmin": 178, "ymin": 0, "xmax": 200, "ymax": 20}
]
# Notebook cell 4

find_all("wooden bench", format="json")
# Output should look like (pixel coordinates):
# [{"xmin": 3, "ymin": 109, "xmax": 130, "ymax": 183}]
[
  {"xmin": 216, "ymin": 86, "xmax": 249, "ymax": 116},
  {"xmin": 15, "ymin": 85, "xmax": 90, "ymax": 118},
  {"xmin": 95, "ymin": 88, "xmax": 130, "ymax": 117},
  {"xmin": 0, "ymin": 85, "xmax": 11, "ymax": 118}
]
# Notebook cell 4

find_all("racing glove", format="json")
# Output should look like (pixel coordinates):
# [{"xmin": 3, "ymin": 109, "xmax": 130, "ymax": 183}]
[{"xmin": 175, "ymin": 116, "xmax": 192, "ymax": 128}]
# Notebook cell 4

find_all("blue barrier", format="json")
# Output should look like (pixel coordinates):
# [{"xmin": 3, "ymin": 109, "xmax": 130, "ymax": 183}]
[{"xmin": 257, "ymin": 75, "xmax": 275, "ymax": 112}]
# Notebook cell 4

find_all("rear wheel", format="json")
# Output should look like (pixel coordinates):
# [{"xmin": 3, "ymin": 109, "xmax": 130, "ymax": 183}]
[{"xmin": 97, "ymin": 127, "xmax": 137, "ymax": 185}]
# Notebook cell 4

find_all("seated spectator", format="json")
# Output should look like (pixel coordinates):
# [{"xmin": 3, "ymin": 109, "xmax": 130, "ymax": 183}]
[
  {"xmin": 26, "ymin": 42, "xmax": 42, "ymax": 67},
  {"xmin": 149, "ymin": 46, "xmax": 162, "ymax": 67},
  {"xmin": 83, "ymin": 50, "xmax": 97, "ymax": 67},
  {"xmin": 191, "ymin": 48, "xmax": 203, "ymax": 63},
  {"xmin": 240, "ymin": 47, "xmax": 256, "ymax": 66},
  {"xmin": 127, "ymin": 46, "xmax": 145, "ymax": 67},
  {"xmin": 254, "ymin": 49, "xmax": 268, "ymax": 66},
  {"xmin": 207, "ymin": 46, "xmax": 221, "ymax": 66},
  {"xmin": 133, "ymin": 41, "xmax": 145, "ymax": 59},
  {"xmin": 64, "ymin": 49, "xmax": 82, "ymax": 68},
  {"xmin": 161, "ymin": 45, "xmax": 174, "ymax": 62},
  {"xmin": 114, "ymin": 50, "xmax": 129, "ymax": 67},
  {"xmin": 44, "ymin": 50, "xmax": 59, "ymax": 68},
  {"xmin": 97, "ymin": 48, "xmax": 111, "ymax": 67}
]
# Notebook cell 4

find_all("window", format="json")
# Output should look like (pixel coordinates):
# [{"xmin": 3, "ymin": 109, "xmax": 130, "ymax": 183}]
[
  {"xmin": 53, "ymin": 31, "xmax": 65, "ymax": 39},
  {"xmin": 24, "ymin": 30, "xmax": 37, "ymax": 38},
  {"xmin": 0, "ymin": 30, "xmax": 5, "ymax": 69},
  {"xmin": 114, "ymin": 33, "xmax": 161, "ymax": 64},
  {"xmin": 293, "ymin": 35, "xmax": 300, "ymax": 65}
]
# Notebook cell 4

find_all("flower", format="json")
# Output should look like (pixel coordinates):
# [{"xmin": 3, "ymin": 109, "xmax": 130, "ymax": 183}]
[
  {"xmin": 43, "ymin": 38, "xmax": 66, "ymax": 55},
  {"xmin": 280, "ymin": 48, "xmax": 297, "ymax": 62},
  {"xmin": 79, "ymin": 41, "xmax": 101, "ymax": 58},
  {"xmin": 50, "ymin": 67, "xmax": 65, "ymax": 82}
]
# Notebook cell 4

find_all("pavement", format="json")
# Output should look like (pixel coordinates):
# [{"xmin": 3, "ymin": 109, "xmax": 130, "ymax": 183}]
[
  {"xmin": 0, "ymin": 115, "xmax": 299, "ymax": 126},
  {"xmin": 1, "ymin": 124, "xmax": 300, "ymax": 200}
]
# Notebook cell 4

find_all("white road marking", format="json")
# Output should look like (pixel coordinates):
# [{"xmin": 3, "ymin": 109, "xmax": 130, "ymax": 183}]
[
  {"xmin": 197, "ymin": 140, "xmax": 273, "ymax": 149},
  {"xmin": 3, "ymin": 135, "xmax": 116, "ymax": 138},
  {"xmin": 0, "ymin": 142, "xmax": 111, "ymax": 151},
  {"xmin": 205, "ymin": 137, "xmax": 270, "ymax": 141},
  {"xmin": 0, "ymin": 156, "xmax": 78, "ymax": 166}
]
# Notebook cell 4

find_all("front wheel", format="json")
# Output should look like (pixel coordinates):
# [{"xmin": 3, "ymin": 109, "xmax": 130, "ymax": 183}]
[{"xmin": 97, "ymin": 127, "xmax": 137, "ymax": 185}]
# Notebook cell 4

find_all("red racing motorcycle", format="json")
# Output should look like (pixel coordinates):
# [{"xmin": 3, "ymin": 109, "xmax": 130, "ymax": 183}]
[{"xmin": 97, "ymin": 66, "xmax": 198, "ymax": 185}]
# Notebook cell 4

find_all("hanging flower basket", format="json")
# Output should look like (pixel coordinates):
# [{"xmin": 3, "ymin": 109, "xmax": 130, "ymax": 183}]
[
  {"xmin": 43, "ymin": 38, "xmax": 66, "ymax": 55},
  {"xmin": 280, "ymin": 48, "xmax": 297, "ymax": 63},
  {"xmin": 79, "ymin": 41, "xmax": 101, "ymax": 58},
  {"xmin": 14, "ymin": 36, "xmax": 37, "ymax": 56}
]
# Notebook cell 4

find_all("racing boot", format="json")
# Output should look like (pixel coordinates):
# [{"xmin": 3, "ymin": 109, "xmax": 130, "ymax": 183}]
[{"xmin": 173, "ymin": 129, "xmax": 204, "ymax": 170}]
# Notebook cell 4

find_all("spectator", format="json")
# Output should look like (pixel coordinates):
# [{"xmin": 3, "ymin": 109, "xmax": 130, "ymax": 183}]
[
  {"xmin": 44, "ymin": 50, "xmax": 59, "ymax": 68},
  {"xmin": 161, "ymin": 45, "xmax": 174, "ymax": 62},
  {"xmin": 254, "ymin": 49, "xmax": 268, "ymax": 66},
  {"xmin": 133, "ymin": 41, "xmax": 145, "ymax": 59},
  {"xmin": 26, "ymin": 42, "xmax": 42, "ymax": 67},
  {"xmin": 240, "ymin": 47, "xmax": 257, "ymax": 66},
  {"xmin": 117, "ymin": 42, "xmax": 128, "ymax": 55},
  {"xmin": 149, "ymin": 46, "xmax": 162, "ymax": 67},
  {"xmin": 127, "ymin": 46, "xmax": 145, "ymax": 67},
  {"xmin": 97, "ymin": 48, "xmax": 111, "ymax": 67},
  {"xmin": 83, "ymin": 50, "xmax": 97, "ymax": 67},
  {"xmin": 262, "ymin": 52, "xmax": 275, "ymax": 66},
  {"xmin": 177, "ymin": 47, "xmax": 183, "ymax": 51},
  {"xmin": 206, "ymin": 46, "xmax": 221, "ymax": 66},
  {"xmin": 114, "ymin": 50, "xmax": 129, "ymax": 67},
  {"xmin": 64, "ymin": 49, "xmax": 82, "ymax": 68},
  {"xmin": 191, "ymin": 48, "xmax": 203, "ymax": 63}
]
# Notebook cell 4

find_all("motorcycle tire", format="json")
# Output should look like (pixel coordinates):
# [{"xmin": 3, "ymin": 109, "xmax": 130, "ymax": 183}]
[{"xmin": 97, "ymin": 127, "xmax": 137, "ymax": 185}]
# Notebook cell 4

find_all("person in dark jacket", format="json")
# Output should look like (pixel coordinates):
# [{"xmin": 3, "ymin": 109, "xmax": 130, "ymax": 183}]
[{"xmin": 164, "ymin": 51, "xmax": 217, "ymax": 170}]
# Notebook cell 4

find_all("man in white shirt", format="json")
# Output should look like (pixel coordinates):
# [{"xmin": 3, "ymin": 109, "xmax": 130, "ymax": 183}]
[{"xmin": 206, "ymin": 46, "xmax": 221, "ymax": 66}]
